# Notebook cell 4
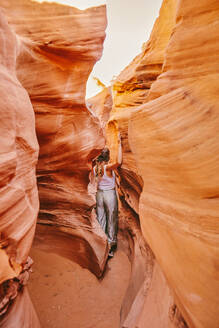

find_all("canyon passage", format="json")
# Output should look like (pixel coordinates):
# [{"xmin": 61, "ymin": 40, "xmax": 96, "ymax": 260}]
[{"xmin": 0, "ymin": 1, "xmax": 219, "ymax": 328}]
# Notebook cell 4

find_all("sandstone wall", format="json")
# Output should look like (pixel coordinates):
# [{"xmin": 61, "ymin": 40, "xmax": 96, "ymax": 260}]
[
  {"xmin": 87, "ymin": 86, "xmax": 113, "ymax": 129},
  {"xmin": 2, "ymin": 0, "xmax": 108, "ymax": 277},
  {"xmin": 1, "ymin": 0, "xmax": 218, "ymax": 327},
  {"xmin": 0, "ymin": 9, "xmax": 40, "ymax": 327},
  {"xmin": 106, "ymin": 0, "xmax": 219, "ymax": 327},
  {"xmin": 104, "ymin": 1, "xmax": 181, "ymax": 327},
  {"xmin": 130, "ymin": 0, "xmax": 219, "ymax": 327}
]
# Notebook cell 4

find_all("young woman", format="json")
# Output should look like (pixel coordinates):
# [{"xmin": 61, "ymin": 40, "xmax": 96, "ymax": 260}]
[{"xmin": 92, "ymin": 140, "xmax": 122, "ymax": 257}]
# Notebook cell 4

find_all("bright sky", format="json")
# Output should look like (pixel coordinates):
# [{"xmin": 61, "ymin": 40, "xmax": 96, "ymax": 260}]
[
  {"xmin": 35, "ymin": 0, "xmax": 106, "ymax": 9},
  {"xmin": 35, "ymin": 0, "xmax": 163, "ymax": 98}
]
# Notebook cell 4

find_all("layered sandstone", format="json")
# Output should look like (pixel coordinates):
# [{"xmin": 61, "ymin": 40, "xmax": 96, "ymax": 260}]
[
  {"xmin": 1, "ymin": 0, "xmax": 218, "ymax": 327},
  {"xmin": 103, "ymin": 1, "xmax": 181, "ymax": 327},
  {"xmin": 113, "ymin": 0, "xmax": 177, "ymax": 108},
  {"xmin": 108, "ymin": 0, "xmax": 177, "ymax": 216},
  {"xmin": 2, "ymin": 0, "xmax": 108, "ymax": 277},
  {"xmin": 130, "ymin": 1, "xmax": 219, "ymax": 327},
  {"xmin": 87, "ymin": 86, "xmax": 112, "ymax": 129},
  {"xmin": 106, "ymin": 0, "xmax": 219, "ymax": 327},
  {"xmin": 0, "ymin": 9, "xmax": 40, "ymax": 327}
]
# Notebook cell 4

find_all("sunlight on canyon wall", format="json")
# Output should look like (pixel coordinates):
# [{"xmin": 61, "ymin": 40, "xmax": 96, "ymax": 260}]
[{"xmin": 105, "ymin": 0, "xmax": 219, "ymax": 327}]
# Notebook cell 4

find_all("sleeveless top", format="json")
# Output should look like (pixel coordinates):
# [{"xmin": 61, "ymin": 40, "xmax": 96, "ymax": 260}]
[{"xmin": 94, "ymin": 165, "xmax": 116, "ymax": 191}]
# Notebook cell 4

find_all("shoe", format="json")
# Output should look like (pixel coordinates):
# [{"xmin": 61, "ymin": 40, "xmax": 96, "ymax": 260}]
[{"xmin": 108, "ymin": 250, "xmax": 114, "ymax": 258}]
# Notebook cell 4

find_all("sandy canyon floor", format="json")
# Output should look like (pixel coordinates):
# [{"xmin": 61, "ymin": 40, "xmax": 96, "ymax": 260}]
[{"xmin": 28, "ymin": 247, "xmax": 131, "ymax": 328}]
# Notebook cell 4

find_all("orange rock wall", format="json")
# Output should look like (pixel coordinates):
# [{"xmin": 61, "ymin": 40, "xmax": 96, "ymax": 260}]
[
  {"xmin": 113, "ymin": 0, "xmax": 177, "ymax": 108},
  {"xmin": 1, "ymin": 0, "xmax": 218, "ymax": 327},
  {"xmin": 104, "ymin": 1, "xmax": 180, "ymax": 326},
  {"xmin": 107, "ymin": 0, "xmax": 219, "ymax": 327},
  {"xmin": 109, "ymin": 0, "xmax": 177, "ymax": 216},
  {"xmin": 87, "ymin": 86, "xmax": 113, "ymax": 129},
  {"xmin": 0, "ymin": 9, "xmax": 40, "ymax": 327},
  {"xmin": 0, "ymin": 9, "xmax": 39, "ymax": 285},
  {"xmin": 2, "ymin": 0, "xmax": 108, "ymax": 277},
  {"xmin": 130, "ymin": 0, "xmax": 219, "ymax": 327}
]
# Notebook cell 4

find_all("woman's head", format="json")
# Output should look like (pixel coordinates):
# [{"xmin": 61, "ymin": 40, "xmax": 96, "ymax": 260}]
[
  {"xmin": 95, "ymin": 148, "xmax": 110, "ymax": 177},
  {"xmin": 97, "ymin": 147, "xmax": 110, "ymax": 163},
  {"xmin": 97, "ymin": 155, "xmax": 105, "ymax": 163}
]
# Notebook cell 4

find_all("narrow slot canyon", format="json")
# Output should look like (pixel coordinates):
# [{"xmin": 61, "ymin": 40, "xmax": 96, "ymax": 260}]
[{"xmin": 0, "ymin": 1, "xmax": 219, "ymax": 328}]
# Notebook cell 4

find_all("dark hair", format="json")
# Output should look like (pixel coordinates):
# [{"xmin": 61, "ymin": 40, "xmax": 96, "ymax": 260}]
[
  {"xmin": 95, "ymin": 148, "xmax": 110, "ymax": 176},
  {"xmin": 97, "ymin": 155, "xmax": 105, "ymax": 163},
  {"xmin": 101, "ymin": 148, "xmax": 110, "ymax": 162}
]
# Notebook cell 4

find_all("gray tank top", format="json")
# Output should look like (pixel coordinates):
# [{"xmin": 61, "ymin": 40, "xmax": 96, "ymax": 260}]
[{"xmin": 95, "ymin": 165, "xmax": 116, "ymax": 191}]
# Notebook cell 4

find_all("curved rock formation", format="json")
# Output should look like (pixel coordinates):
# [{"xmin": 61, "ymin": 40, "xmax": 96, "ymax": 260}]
[
  {"xmin": 87, "ymin": 86, "xmax": 113, "ymax": 129},
  {"xmin": 2, "ymin": 0, "xmax": 108, "ymax": 277},
  {"xmin": 102, "ymin": 1, "xmax": 181, "ymax": 327},
  {"xmin": 113, "ymin": 0, "xmax": 177, "ymax": 108},
  {"xmin": 106, "ymin": 0, "xmax": 219, "ymax": 327},
  {"xmin": 130, "ymin": 1, "xmax": 219, "ymax": 327},
  {"xmin": 1, "ymin": 0, "xmax": 218, "ymax": 327},
  {"xmin": 0, "ymin": 9, "xmax": 40, "ymax": 327}
]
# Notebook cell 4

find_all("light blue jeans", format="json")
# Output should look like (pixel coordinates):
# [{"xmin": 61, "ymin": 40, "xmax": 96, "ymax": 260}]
[{"xmin": 96, "ymin": 189, "xmax": 118, "ymax": 247}]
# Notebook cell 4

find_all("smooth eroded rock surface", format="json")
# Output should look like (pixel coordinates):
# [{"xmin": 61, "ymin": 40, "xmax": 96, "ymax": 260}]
[
  {"xmin": 0, "ymin": 9, "xmax": 40, "ymax": 327},
  {"xmin": 129, "ymin": 0, "xmax": 219, "ymax": 327},
  {"xmin": 1, "ymin": 0, "xmax": 218, "ymax": 327},
  {"xmin": 105, "ymin": 0, "xmax": 219, "ymax": 327},
  {"xmin": 101, "ymin": 1, "xmax": 180, "ymax": 327},
  {"xmin": 2, "ymin": 0, "xmax": 108, "ymax": 277},
  {"xmin": 87, "ymin": 86, "xmax": 113, "ymax": 129}
]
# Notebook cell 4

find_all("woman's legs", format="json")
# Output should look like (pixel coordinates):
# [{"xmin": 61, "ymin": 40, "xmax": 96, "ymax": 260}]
[
  {"xmin": 96, "ymin": 190, "xmax": 107, "ymax": 233},
  {"xmin": 103, "ymin": 190, "xmax": 118, "ymax": 248}
]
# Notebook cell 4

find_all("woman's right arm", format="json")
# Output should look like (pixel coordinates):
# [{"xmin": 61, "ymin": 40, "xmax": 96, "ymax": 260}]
[{"xmin": 106, "ymin": 132, "xmax": 122, "ymax": 171}]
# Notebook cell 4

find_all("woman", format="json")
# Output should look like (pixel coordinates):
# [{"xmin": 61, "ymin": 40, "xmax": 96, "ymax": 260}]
[{"xmin": 92, "ymin": 140, "xmax": 122, "ymax": 257}]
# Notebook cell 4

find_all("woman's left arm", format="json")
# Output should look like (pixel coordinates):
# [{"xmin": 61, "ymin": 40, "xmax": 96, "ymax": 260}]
[{"xmin": 90, "ymin": 166, "xmax": 96, "ymax": 184}]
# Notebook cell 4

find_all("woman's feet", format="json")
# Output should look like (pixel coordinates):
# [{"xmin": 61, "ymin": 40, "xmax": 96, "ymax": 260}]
[
  {"xmin": 108, "ymin": 244, "xmax": 117, "ymax": 258},
  {"xmin": 108, "ymin": 249, "xmax": 114, "ymax": 258}
]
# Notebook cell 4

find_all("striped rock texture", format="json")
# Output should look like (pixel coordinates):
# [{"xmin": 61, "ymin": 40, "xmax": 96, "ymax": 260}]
[
  {"xmin": 1, "ymin": 0, "xmax": 108, "ymax": 278},
  {"xmin": 106, "ymin": 0, "xmax": 219, "ymax": 327},
  {"xmin": 1, "ymin": 1, "xmax": 107, "ymax": 326},
  {"xmin": 0, "ymin": 9, "xmax": 40, "ymax": 328}
]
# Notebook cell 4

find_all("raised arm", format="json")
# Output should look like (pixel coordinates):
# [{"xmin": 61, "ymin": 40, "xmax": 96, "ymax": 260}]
[{"xmin": 106, "ymin": 132, "xmax": 122, "ymax": 171}]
